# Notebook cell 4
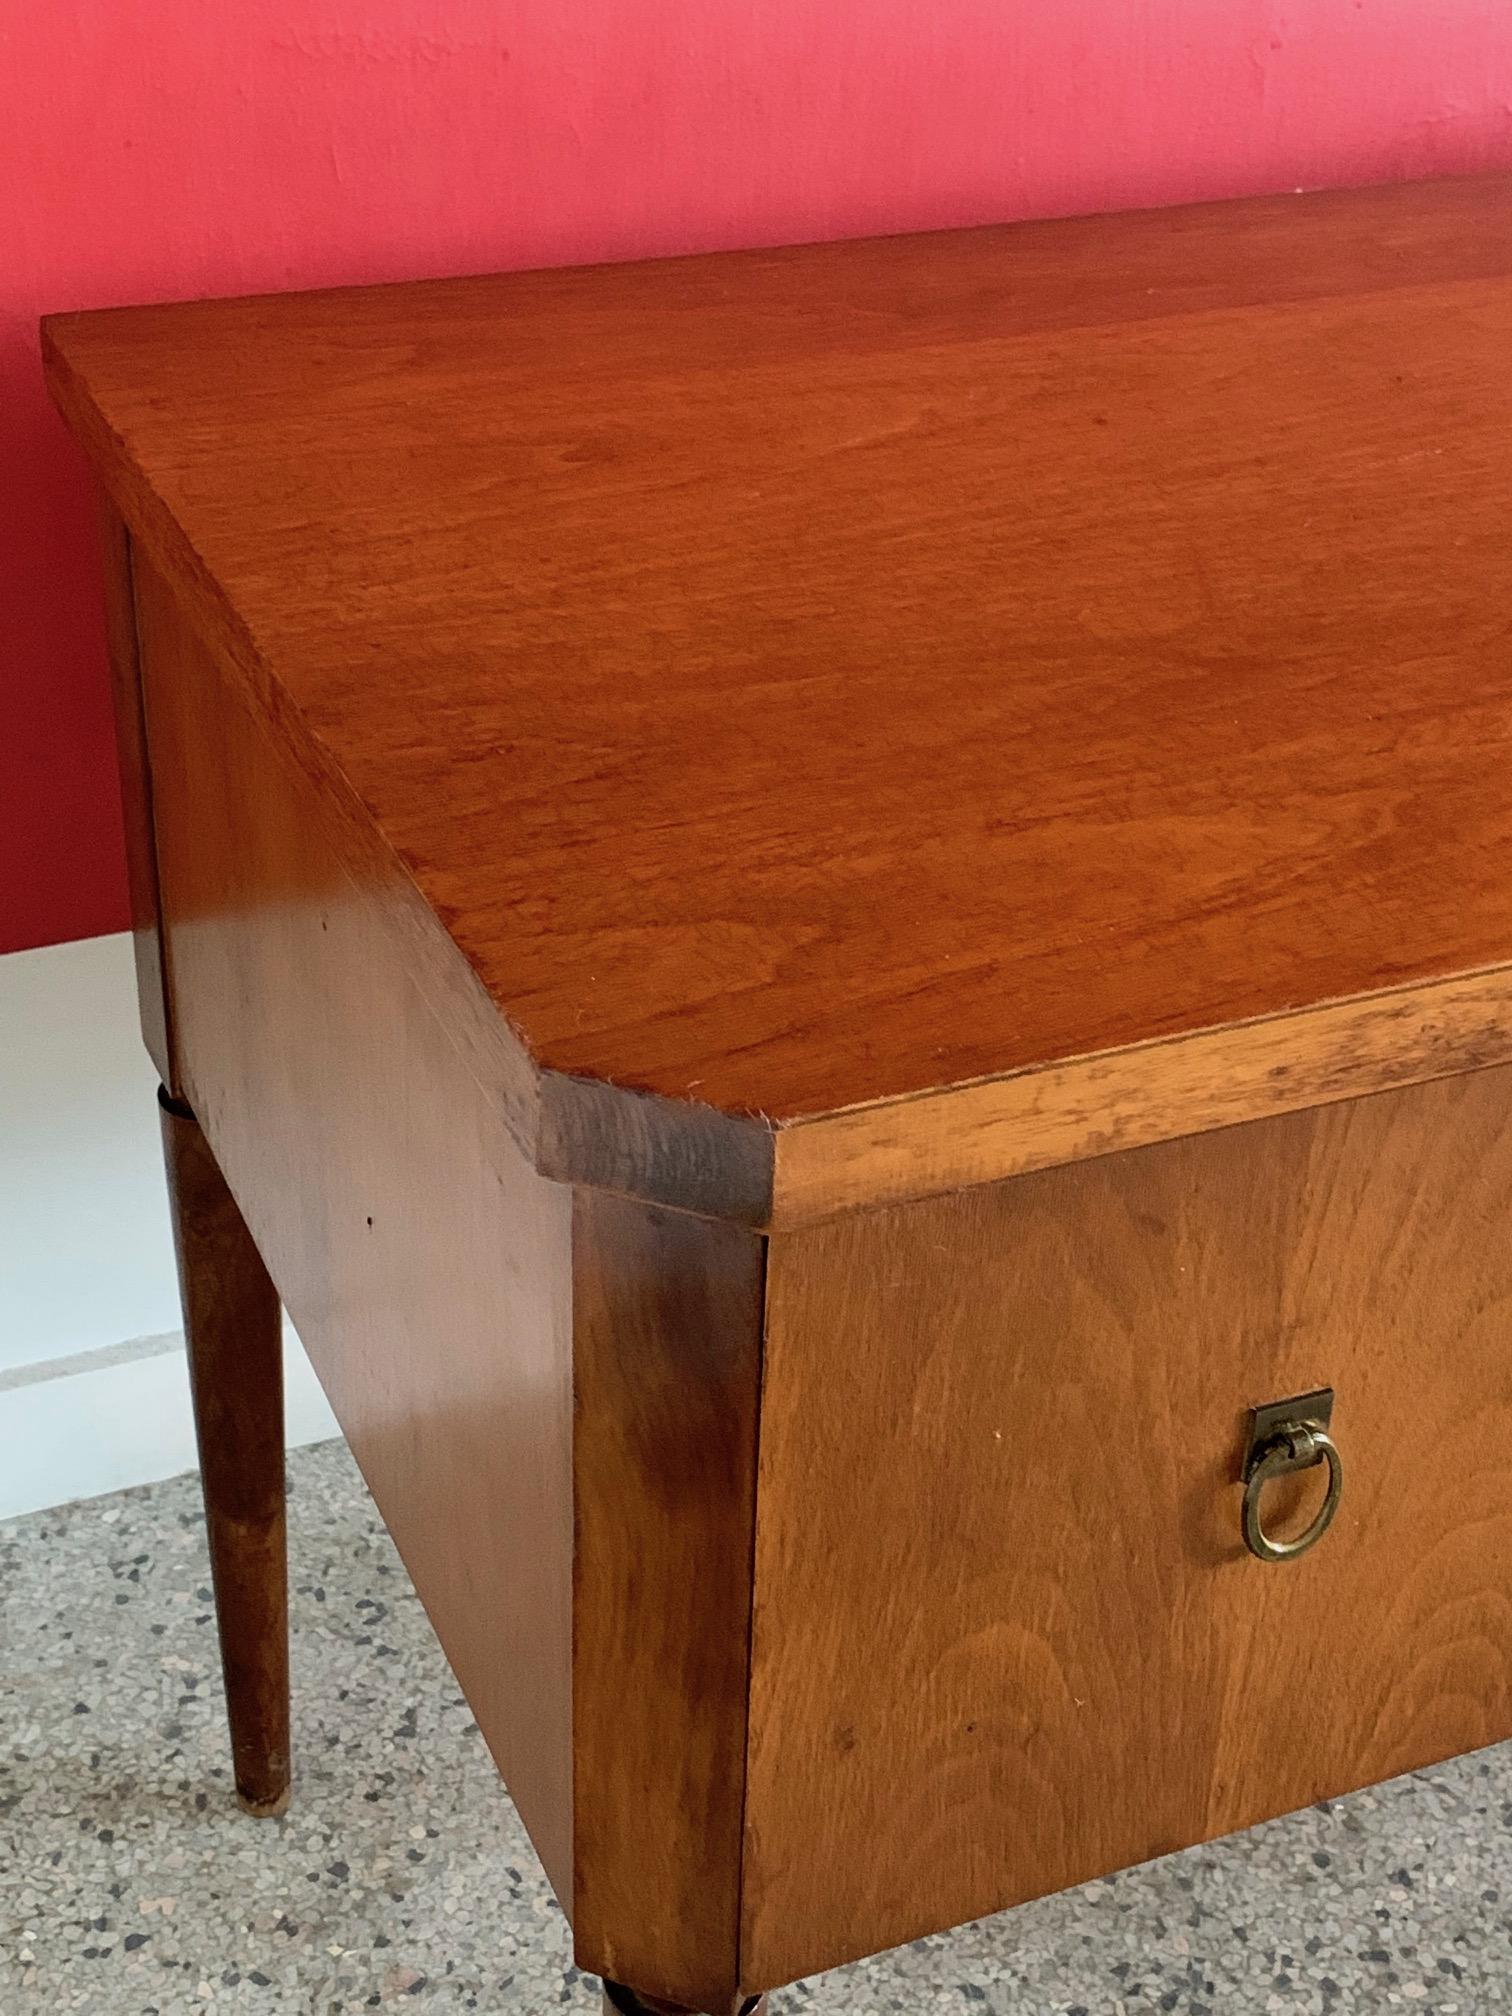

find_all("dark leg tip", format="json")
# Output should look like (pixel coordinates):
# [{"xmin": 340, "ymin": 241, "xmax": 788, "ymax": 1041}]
[
  {"xmin": 236, "ymin": 1784, "xmax": 291, "ymax": 1819},
  {"xmin": 601, "ymin": 1985, "xmax": 768, "ymax": 2015}
]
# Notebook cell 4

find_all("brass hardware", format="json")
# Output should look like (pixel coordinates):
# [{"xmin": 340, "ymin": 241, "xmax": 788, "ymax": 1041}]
[{"xmin": 1240, "ymin": 1387, "xmax": 1342, "ymax": 1563}]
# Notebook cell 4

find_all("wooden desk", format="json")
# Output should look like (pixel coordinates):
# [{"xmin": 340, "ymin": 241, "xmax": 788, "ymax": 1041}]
[{"xmin": 45, "ymin": 172, "xmax": 1512, "ymax": 2014}]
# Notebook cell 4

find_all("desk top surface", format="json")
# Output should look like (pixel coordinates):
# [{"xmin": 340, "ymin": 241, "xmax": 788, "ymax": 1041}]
[{"xmin": 45, "ymin": 174, "xmax": 1512, "ymax": 1169}]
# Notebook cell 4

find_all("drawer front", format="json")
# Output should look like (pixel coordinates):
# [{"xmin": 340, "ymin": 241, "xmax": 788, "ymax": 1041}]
[{"xmin": 744, "ymin": 1067, "xmax": 1512, "ymax": 1986}]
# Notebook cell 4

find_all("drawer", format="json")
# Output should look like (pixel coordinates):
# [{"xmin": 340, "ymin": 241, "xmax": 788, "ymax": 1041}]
[{"xmin": 743, "ymin": 1065, "xmax": 1512, "ymax": 1986}]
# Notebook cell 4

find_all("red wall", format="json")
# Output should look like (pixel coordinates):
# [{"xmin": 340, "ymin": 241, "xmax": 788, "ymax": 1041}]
[{"xmin": 8, "ymin": 2, "xmax": 1512, "ymax": 952}]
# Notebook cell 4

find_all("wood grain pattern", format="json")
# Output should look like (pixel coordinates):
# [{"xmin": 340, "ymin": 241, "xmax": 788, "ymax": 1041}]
[
  {"xmin": 42, "ymin": 174, "xmax": 1512, "ymax": 1222},
  {"xmin": 743, "ymin": 1065, "xmax": 1512, "ymax": 1986},
  {"xmin": 770, "ymin": 964, "xmax": 1512, "ymax": 1223},
  {"xmin": 55, "ymin": 175, "xmax": 1512, "ymax": 2010},
  {"xmin": 133, "ymin": 556, "xmax": 576, "ymax": 1903},
  {"xmin": 573, "ymin": 1193, "xmax": 765, "ymax": 2014},
  {"xmin": 159, "ymin": 1087, "xmax": 287, "ymax": 1816},
  {"xmin": 96, "ymin": 497, "xmax": 176, "ymax": 1090}
]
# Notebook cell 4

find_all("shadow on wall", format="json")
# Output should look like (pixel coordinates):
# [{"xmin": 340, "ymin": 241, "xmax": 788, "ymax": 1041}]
[{"xmin": 7, "ymin": 0, "xmax": 1512, "ymax": 953}]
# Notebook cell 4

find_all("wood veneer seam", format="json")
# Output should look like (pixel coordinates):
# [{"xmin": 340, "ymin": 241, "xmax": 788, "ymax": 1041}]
[
  {"xmin": 768, "ymin": 964, "xmax": 1512, "ymax": 1224},
  {"xmin": 772, "ymin": 959, "xmax": 1512, "ymax": 1130},
  {"xmin": 731, "ymin": 1229, "xmax": 771, "ymax": 2002}
]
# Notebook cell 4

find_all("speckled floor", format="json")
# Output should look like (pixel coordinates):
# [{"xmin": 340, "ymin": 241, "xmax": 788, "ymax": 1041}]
[{"xmin": 2, "ymin": 1442, "xmax": 1510, "ymax": 2015}]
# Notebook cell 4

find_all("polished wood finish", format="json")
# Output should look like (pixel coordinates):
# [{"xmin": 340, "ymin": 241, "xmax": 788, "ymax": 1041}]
[
  {"xmin": 770, "ymin": 963, "xmax": 1512, "ymax": 1223},
  {"xmin": 132, "ymin": 554, "xmax": 576, "ymax": 1899},
  {"xmin": 744, "ymin": 1066, "xmax": 1512, "ymax": 1985},
  {"xmin": 47, "ymin": 175, "xmax": 1512, "ymax": 2014},
  {"xmin": 97, "ymin": 498, "xmax": 176, "ymax": 1091},
  {"xmin": 44, "ymin": 172, "xmax": 1512, "ymax": 1224},
  {"xmin": 573, "ymin": 1195, "xmax": 765, "ymax": 2012},
  {"xmin": 134, "ymin": 535, "xmax": 770, "ymax": 1998},
  {"xmin": 132, "ymin": 532, "xmax": 772, "ymax": 1993},
  {"xmin": 158, "ymin": 1087, "xmax": 286, "ymax": 1815}
]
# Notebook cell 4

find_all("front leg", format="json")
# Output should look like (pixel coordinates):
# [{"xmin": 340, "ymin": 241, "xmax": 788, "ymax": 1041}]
[{"xmin": 158, "ymin": 1087, "xmax": 289, "ymax": 1816}]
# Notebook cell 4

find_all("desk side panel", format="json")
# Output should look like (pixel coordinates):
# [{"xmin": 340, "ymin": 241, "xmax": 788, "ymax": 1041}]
[{"xmin": 134, "ymin": 556, "xmax": 574, "ymax": 1902}]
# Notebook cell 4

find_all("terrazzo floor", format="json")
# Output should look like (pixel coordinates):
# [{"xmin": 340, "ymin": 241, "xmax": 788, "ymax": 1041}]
[{"xmin": 3, "ymin": 1441, "xmax": 1510, "ymax": 2015}]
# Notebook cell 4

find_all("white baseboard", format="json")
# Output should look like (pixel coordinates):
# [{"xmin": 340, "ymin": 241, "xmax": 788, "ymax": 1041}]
[
  {"xmin": 0, "ymin": 931, "xmax": 339, "ymax": 1520},
  {"xmin": 0, "ymin": 1322, "xmax": 339, "ymax": 1522}
]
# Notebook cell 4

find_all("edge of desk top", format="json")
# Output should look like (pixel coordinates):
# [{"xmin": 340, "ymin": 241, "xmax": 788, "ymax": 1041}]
[{"xmin": 44, "ymin": 173, "xmax": 1512, "ymax": 1227}]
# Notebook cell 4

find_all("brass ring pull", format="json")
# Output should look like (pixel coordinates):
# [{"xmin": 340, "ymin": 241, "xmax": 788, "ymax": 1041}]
[{"xmin": 1242, "ymin": 1419, "xmax": 1343, "ymax": 1562}]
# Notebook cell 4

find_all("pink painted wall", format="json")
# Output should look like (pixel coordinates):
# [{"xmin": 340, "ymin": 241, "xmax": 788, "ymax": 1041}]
[{"xmin": 8, "ymin": 4, "xmax": 1512, "ymax": 953}]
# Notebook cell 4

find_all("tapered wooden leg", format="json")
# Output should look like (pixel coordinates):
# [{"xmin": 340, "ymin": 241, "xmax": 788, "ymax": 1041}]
[
  {"xmin": 158, "ymin": 1087, "xmax": 289, "ymax": 1817},
  {"xmin": 601, "ymin": 1985, "xmax": 768, "ymax": 2015}
]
